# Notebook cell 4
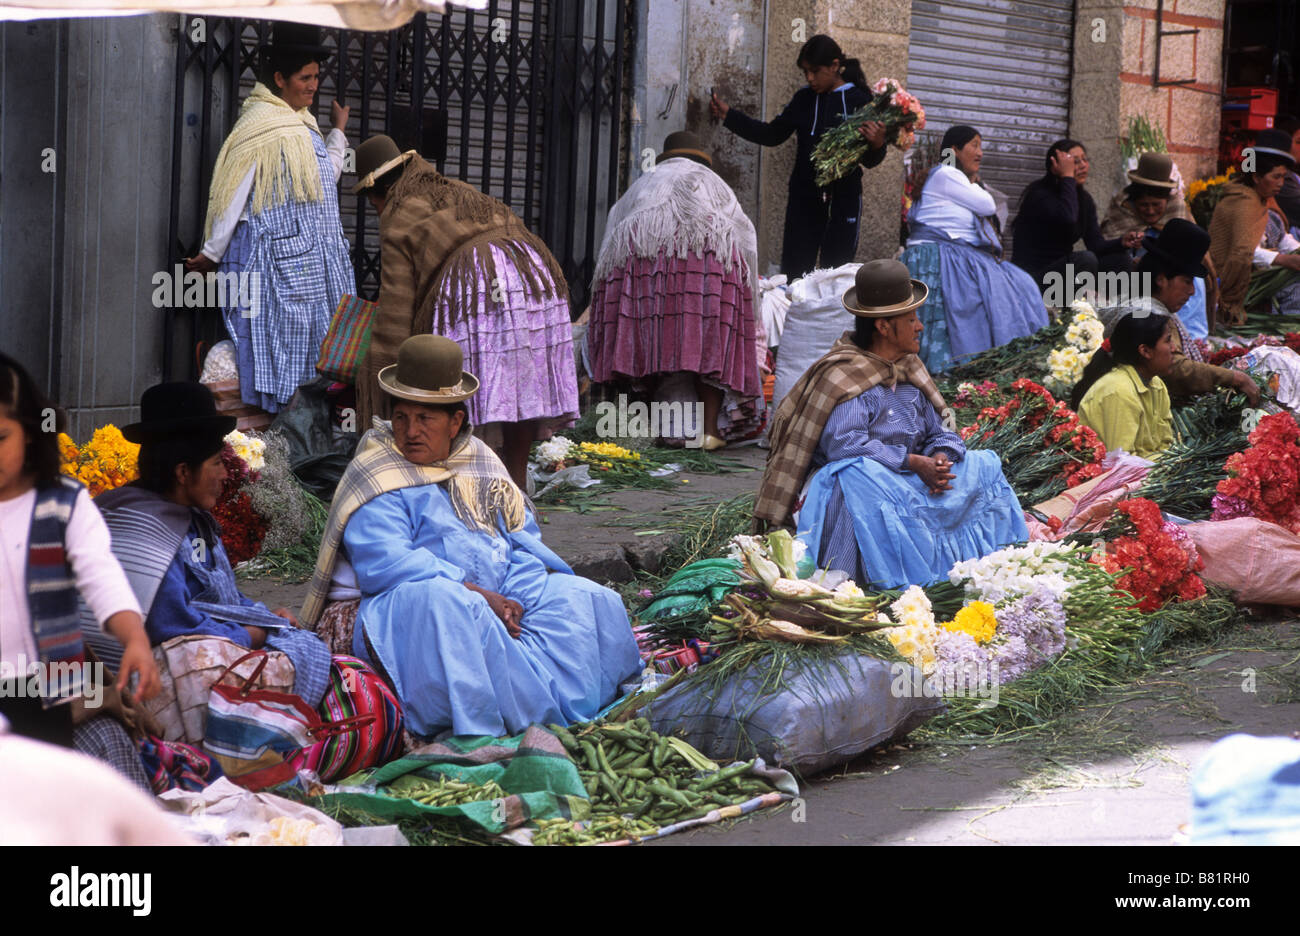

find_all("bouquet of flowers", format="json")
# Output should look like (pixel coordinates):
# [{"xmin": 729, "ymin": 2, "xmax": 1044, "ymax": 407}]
[
  {"xmin": 881, "ymin": 583, "xmax": 1069, "ymax": 689},
  {"xmin": 532, "ymin": 436, "xmax": 644, "ymax": 474},
  {"xmin": 59, "ymin": 425, "xmax": 139, "ymax": 496},
  {"xmin": 1210, "ymin": 411, "xmax": 1300, "ymax": 533},
  {"xmin": 959, "ymin": 378, "xmax": 1108, "ymax": 501},
  {"xmin": 1095, "ymin": 498, "xmax": 1206, "ymax": 611},
  {"xmin": 811, "ymin": 78, "xmax": 925, "ymax": 186},
  {"xmin": 211, "ymin": 435, "xmax": 269, "ymax": 566},
  {"xmin": 1044, "ymin": 300, "xmax": 1104, "ymax": 398},
  {"xmin": 1186, "ymin": 172, "xmax": 1232, "ymax": 229}
]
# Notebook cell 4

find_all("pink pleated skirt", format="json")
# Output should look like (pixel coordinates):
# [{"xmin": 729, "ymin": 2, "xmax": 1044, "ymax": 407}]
[{"xmin": 588, "ymin": 247, "xmax": 761, "ymax": 400}]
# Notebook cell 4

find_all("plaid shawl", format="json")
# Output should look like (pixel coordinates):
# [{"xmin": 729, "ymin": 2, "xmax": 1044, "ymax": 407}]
[
  {"xmin": 302, "ymin": 420, "xmax": 527, "ymax": 627},
  {"xmin": 753, "ymin": 333, "xmax": 948, "ymax": 531}
]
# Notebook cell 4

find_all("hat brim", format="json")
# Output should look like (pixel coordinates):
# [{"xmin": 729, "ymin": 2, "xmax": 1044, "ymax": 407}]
[
  {"xmin": 377, "ymin": 365, "xmax": 480, "ymax": 404},
  {"xmin": 120, "ymin": 414, "xmax": 236, "ymax": 445},
  {"xmin": 352, "ymin": 151, "xmax": 417, "ymax": 195},
  {"xmin": 842, "ymin": 279, "xmax": 929, "ymax": 318},
  {"xmin": 656, "ymin": 148, "xmax": 713, "ymax": 168},
  {"xmin": 1126, "ymin": 171, "xmax": 1176, "ymax": 189},
  {"xmin": 1251, "ymin": 146, "xmax": 1297, "ymax": 166},
  {"xmin": 1141, "ymin": 238, "xmax": 1209, "ymax": 279}
]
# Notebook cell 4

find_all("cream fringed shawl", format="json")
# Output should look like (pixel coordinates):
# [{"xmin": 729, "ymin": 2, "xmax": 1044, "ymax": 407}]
[
  {"xmin": 301, "ymin": 421, "xmax": 527, "ymax": 627},
  {"xmin": 592, "ymin": 156, "xmax": 760, "ymax": 302},
  {"xmin": 202, "ymin": 83, "xmax": 327, "ymax": 240}
]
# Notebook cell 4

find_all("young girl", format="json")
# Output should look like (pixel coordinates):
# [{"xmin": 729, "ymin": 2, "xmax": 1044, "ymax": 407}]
[
  {"xmin": 711, "ymin": 34, "xmax": 887, "ymax": 277},
  {"xmin": 1070, "ymin": 312, "xmax": 1176, "ymax": 460},
  {"xmin": 0, "ymin": 353, "xmax": 159, "ymax": 746}
]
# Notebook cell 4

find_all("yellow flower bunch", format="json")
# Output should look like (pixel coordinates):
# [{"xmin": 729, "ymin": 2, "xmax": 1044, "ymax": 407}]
[
  {"xmin": 1186, "ymin": 172, "xmax": 1230, "ymax": 203},
  {"xmin": 225, "ymin": 430, "xmax": 266, "ymax": 472},
  {"xmin": 942, "ymin": 601, "xmax": 998, "ymax": 644},
  {"xmin": 578, "ymin": 441, "xmax": 641, "ymax": 462},
  {"xmin": 59, "ymin": 425, "xmax": 140, "ymax": 497}
]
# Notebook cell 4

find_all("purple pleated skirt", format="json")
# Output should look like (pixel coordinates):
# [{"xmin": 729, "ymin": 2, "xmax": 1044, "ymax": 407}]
[{"xmin": 437, "ymin": 242, "xmax": 579, "ymax": 429}]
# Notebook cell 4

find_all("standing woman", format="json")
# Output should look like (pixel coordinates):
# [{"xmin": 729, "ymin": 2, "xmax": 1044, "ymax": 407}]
[
  {"xmin": 350, "ymin": 135, "xmax": 577, "ymax": 489},
  {"xmin": 710, "ymin": 34, "xmax": 887, "ymax": 278},
  {"xmin": 186, "ymin": 24, "xmax": 356, "ymax": 414}
]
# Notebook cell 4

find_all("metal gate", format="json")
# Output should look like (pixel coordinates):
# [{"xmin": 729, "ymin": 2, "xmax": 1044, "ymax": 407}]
[
  {"xmin": 166, "ymin": 2, "xmax": 628, "ymax": 380},
  {"xmin": 907, "ymin": 0, "xmax": 1076, "ymax": 220}
]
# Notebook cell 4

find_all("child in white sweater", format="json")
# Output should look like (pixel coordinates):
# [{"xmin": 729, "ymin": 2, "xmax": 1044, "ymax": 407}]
[{"xmin": 0, "ymin": 352, "xmax": 160, "ymax": 746}]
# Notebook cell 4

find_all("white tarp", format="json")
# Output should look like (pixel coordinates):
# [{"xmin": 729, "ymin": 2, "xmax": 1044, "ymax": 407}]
[{"xmin": 0, "ymin": 0, "xmax": 487, "ymax": 29}]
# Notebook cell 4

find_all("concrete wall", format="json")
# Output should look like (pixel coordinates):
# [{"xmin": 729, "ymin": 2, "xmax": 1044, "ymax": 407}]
[
  {"xmin": 1, "ymin": 20, "xmax": 66, "ymax": 396},
  {"xmin": 755, "ymin": 0, "xmax": 911, "ymax": 271},
  {"xmin": 641, "ymin": 0, "xmax": 765, "ymax": 238},
  {"xmin": 1071, "ymin": 0, "xmax": 1225, "ymax": 216},
  {"xmin": 0, "ymin": 15, "xmax": 178, "ymax": 439}
]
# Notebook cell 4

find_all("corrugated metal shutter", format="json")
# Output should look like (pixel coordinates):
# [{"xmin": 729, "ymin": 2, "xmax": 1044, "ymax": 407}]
[{"xmin": 906, "ymin": 0, "xmax": 1075, "ymax": 220}]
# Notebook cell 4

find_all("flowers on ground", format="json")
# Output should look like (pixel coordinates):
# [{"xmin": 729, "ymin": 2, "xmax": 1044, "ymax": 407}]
[
  {"xmin": 1210, "ymin": 411, "xmax": 1300, "ymax": 533},
  {"xmin": 59, "ymin": 425, "xmax": 139, "ymax": 496},
  {"xmin": 531, "ymin": 437, "xmax": 645, "ymax": 473},
  {"xmin": 957, "ymin": 378, "xmax": 1107, "ymax": 499},
  {"xmin": 1045, "ymin": 301, "xmax": 1104, "ymax": 397},
  {"xmin": 949, "ymin": 540, "xmax": 1078, "ymax": 604},
  {"xmin": 881, "ymin": 583, "xmax": 1068, "ymax": 687},
  {"xmin": 211, "ymin": 442, "xmax": 268, "ymax": 566},
  {"xmin": 1096, "ymin": 497, "xmax": 1206, "ymax": 611}
]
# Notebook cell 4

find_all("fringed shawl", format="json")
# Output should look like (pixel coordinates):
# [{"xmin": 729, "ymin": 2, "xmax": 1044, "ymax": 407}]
[
  {"xmin": 591, "ymin": 157, "xmax": 759, "ymax": 303},
  {"xmin": 386, "ymin": 155, "xmax": 567, "ymax": 332},
  {"xmin": 301, "ymin": 421, "xmax": 527, "ymax": 627},
  {"xmin": 202, "ymin": 83, "xmax": 326, "ymax": 240},
  {"xmin": 753, "ymin": 335, "xmax": 947, "ymax": 531}
]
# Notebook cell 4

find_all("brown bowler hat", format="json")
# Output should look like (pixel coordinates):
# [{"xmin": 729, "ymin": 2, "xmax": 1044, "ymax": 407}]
[
  {"xmin": 378, "ymin": 335, "xmax": 480, "ymax": 404},
  {"xmin": 352, "ymin": 134, "xmax": 417, "ymax": 194},
  {"xmin": 656, "ymin": 130, "xmax": 713, "ymax": 168},
  {"xmin": 842, "ymin": 259, "xmax": 929, "ymax": 318},
  {"xmin": 1127, "ymin": 152, "xmax": 1177, "ymax": 189}
]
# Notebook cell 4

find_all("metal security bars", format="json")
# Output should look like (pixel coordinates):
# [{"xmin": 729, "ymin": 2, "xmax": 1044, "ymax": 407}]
[{"xmin": 165, "ymin": 2, "xmax": 629, "ymax": 380}]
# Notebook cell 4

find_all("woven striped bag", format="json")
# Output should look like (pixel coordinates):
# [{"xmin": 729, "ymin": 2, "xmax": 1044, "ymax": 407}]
[
  {"xmin": 297, "ymin": 656, "xmax": 404, "ymax": 782},
  {"xmin": 316, "ymin": 294, "xmax": 377, "ymax": 383}
]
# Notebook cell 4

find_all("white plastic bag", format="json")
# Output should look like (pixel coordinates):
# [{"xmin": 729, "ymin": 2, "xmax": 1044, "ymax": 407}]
[
  {"xmin": 157, "ymin": 777, "xmax": 344, "ymax": 846},
  {"xmin": 770, "ymin": 264, "xmax": 860, "ymax": 413}
]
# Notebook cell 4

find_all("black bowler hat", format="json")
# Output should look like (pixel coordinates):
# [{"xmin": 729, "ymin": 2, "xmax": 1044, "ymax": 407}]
[
  {"xmin": 261, "ymin": 23, "xmax": 332, "ymax": 63},
  {"xmin": 1141, "ymin": 218, "xmax": 1210, "ymax": 279},
  {"xmin": 1252, "ymin": 128, "xmax": 1297, "ymax": 166},
  {"xmin": 121, "ymin": 383, "xmax": 236, "ymax": 445}
]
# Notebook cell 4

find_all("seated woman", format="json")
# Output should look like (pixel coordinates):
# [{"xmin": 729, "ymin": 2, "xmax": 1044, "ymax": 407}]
[
  {"xmin": 302, "ymin": 335, "xmax": 642, "ymax": 739},
  {"xmin": 1071, "ymin": 311, "xmax": 1175, "ymax": 461},
  {"xmin": 901, "ymin": 124, "xmax": 1048, "ymax": 373},
  {"xmin": 1100, "ymin": 152, "xmax": 1214, "ymax": 338},
  {"xmin": 1013, "ymin": 139, "xmax": 1140, "ymax": 296},
  {"xmin": 1209, "ymin": 128, "xmax": 1300, "ymax": 326},
  {"xmin": 755, "ymin": 260, "xmax": 1029, "ymax": 589},
  {"xmin": 92, "ymin": 383, "xmax": 330, "ymax": 707},
  {"xmin": 1105, "ymin": 220, "xmax": 1260, "ymax": 406}
]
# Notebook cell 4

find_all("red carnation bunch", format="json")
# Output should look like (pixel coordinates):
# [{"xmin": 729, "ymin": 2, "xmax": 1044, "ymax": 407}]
[
  {"xmin": 959, "ymin": 379, "xmax": 1107, "ymax": 486},
  {"xmin": 1098, "ymin": 497, "xmax": 1206, "ymax": 612},
  {"xmin": 211, "ymin": 443, "xmax": 269, "ymax": 565},
  {"xmin": 1212, "ymin": 412, "xmax": 1300, "ymax": 533}
]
